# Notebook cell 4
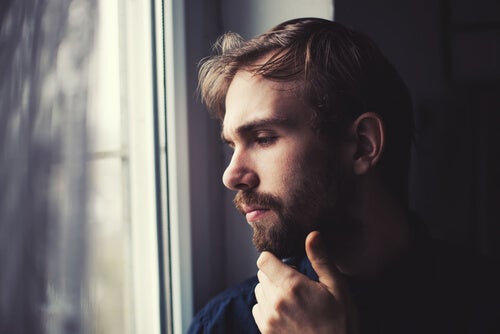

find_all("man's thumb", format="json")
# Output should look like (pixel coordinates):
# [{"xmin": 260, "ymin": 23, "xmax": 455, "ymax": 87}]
[{"xmin": 305, "ymin": 231, "xmax": 344, "ymax": 297}]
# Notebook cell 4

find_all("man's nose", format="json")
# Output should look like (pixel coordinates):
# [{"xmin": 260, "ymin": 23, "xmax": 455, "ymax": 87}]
[{"xmin": 222, "ymin": 150, "xmax": 259, "ymax": 191}]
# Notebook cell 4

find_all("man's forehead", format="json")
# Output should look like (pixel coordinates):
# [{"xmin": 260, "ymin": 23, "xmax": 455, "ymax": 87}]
[
  {"xmin": 229, "ymin": 68, "xmax": 301, "ymax": 91},
  {"xmin": 224, "ymin": 72, "xmax": 303, "ymax": 115}
]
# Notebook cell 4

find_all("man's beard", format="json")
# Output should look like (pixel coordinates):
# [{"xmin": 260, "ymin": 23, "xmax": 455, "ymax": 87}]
[{"xmin": 234, "ymin": 168, "xmax": 342, "ymax": 260}]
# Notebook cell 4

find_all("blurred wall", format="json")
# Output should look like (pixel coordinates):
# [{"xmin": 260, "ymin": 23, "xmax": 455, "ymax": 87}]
[{"xmin": 336, "ymin": 0, "xmax": 500, "ymax": 257}]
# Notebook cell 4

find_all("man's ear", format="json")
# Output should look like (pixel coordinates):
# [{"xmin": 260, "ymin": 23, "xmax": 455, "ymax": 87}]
[{"xmin": 350, "ymin": 112, "xmax": 385, "ymax": 175}]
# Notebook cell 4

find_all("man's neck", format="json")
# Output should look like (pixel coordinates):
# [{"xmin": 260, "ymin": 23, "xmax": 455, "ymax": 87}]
[{"xmin": 331, "ymin": 187, "xmax": 411, "ymax": 279}]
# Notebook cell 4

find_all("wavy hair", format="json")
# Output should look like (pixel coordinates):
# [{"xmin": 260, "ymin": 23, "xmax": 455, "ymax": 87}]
[{"xmin": 198, "ymin": 17, "xmax": 414, "ymax": 205}]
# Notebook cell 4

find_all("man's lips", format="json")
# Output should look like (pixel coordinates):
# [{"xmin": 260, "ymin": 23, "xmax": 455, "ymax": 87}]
[{"xmin": 242, "ymin": 206, "xmax": 270, "ymax": 222}]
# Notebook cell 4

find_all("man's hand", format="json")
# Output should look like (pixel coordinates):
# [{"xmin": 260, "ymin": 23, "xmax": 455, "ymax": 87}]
[{"xmin": 252, "ymin": 231, "xmax": 359, "ymax": 334}]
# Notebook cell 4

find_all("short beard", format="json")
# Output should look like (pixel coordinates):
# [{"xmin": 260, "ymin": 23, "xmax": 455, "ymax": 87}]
[
  {"xmin": 234, "ymin": 191, "xmax": 312, "ymax": 259},
  {"xmin": 233, "ymin": 172, "xmax": 336, "ymax": 259}
]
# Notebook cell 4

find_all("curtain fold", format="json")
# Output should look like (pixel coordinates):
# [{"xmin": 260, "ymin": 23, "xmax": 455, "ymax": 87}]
[{"xmin": 0, "ymin": 1, "xmax": 96, "ymax": 333}]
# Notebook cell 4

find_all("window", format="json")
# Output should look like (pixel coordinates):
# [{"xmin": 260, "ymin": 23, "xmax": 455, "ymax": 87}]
[
  {"xmin": 86, "ymin": 0, "xmax": 164, "ymax": 332},
  {"xmin": 74, "ymin": 0, "xmax": 195, "ymax": 331},
  {"xmin": 0, "ymin": 0, "xmax": 192, "ymax": 332}
]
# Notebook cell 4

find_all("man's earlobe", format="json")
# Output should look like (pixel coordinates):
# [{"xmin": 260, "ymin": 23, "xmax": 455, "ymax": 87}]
[{"xmin": 352, "ymin": 112, "xmax": 385, "ymax": 175}]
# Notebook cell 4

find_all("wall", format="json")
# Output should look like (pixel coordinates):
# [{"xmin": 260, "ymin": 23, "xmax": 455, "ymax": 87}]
[{"xmin": 335, "ymin": 0, "xmax": 500, "ymax": 255}]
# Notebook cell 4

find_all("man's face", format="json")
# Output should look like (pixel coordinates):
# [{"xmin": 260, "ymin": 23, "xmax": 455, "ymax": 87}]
[{"xmin": 222, "ymin": 70, "xmax": 349, "ymax": 259}]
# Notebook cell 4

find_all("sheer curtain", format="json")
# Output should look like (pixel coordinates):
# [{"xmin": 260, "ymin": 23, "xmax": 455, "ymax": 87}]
[
  {"xmin": 0, "ymin": 0, "xmax": 165, "ymax": 333},
  {"xmin": 0, "ymin": 0, "xmax": 94, "ymax": 332}
]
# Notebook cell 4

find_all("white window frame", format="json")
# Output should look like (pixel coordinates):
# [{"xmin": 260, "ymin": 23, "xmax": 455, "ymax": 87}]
[
  {"xmin": 123, "ymin": 0, "xmax": 194, "ymax": 332},
  {"xmin": 160, "ymin": 0, "xmax": 194, "ymax": 332},
  {"xmin": 103, "ymin": 0, "xmax": 194, "ymax": 332}
]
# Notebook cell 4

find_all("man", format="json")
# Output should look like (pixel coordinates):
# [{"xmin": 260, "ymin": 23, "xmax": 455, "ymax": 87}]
[{"xmin": 189, "ymin": 18, "xmax": 499, "ymax": 333}]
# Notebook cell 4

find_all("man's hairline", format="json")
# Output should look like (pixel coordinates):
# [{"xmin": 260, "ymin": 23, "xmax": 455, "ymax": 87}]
[{"xmin": 216, "ymin": 67, "xmax": 307, "ymax": 122}]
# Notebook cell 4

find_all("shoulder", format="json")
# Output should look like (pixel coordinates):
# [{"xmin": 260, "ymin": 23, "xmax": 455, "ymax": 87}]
[{"xmin": 188, "ymin": 276, "xmax": 260, "ymax": 334}]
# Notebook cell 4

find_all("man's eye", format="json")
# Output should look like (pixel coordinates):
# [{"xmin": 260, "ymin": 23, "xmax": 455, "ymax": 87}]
[{"xmin": 256, "ymin": 136, "xmax": 277, "ymax": 145}]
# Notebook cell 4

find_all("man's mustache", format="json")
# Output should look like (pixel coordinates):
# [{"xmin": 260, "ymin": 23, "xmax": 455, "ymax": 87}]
[{"xmin": 234, "ymin": 191, "xmax": 282, "ymax": 215}]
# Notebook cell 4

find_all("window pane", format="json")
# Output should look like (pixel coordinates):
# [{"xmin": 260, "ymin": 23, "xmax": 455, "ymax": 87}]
[
  {"xmin": 86, "ymin": 0, "xmax": 163, "ymax": 333},
  {"xmin": 0, "ymin": 0, "xmax": 165, "ymax": 333}
]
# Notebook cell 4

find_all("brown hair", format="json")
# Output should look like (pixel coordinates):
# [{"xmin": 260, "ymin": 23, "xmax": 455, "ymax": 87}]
[{"xmin": 198, "ymin": 17, "xmax": 414, "ymax": 205}]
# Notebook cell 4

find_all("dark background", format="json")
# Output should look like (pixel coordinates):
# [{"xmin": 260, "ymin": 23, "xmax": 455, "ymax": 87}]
[{"xmin": 336, "ymin": 0, "xmax": 500, "ymax": 259}]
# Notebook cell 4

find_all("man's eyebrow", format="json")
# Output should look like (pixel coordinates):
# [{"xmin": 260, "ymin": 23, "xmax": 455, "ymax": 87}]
[{"xmin": 220, "ymin": 117, "xmax": 295, "ymax": 143}]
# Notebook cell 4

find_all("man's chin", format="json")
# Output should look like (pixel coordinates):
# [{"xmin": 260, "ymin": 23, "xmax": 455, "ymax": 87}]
[
  {"xmin": 250, "ymin": 218, "xmax": 309, "ymax": 259},
  {"xmin": 253, "ymin": 237, "xmax": 306, "ymax": 260}
]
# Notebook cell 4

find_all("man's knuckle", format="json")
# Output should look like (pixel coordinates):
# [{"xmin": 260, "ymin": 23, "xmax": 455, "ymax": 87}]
[
  {"xmin": 273, "ymin": 295, "xmax": 289, "ymax": 313},
  {"xmin": 284, "ymin": 276, "xmax": 302, "ymax": 295},
  {"xmin": 267, "ymin": 312, "xmax": 281, "ymax": 327},
  {"xmin": 257, "ymin": 252, "xmax": 272, "ymax": 268}
]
